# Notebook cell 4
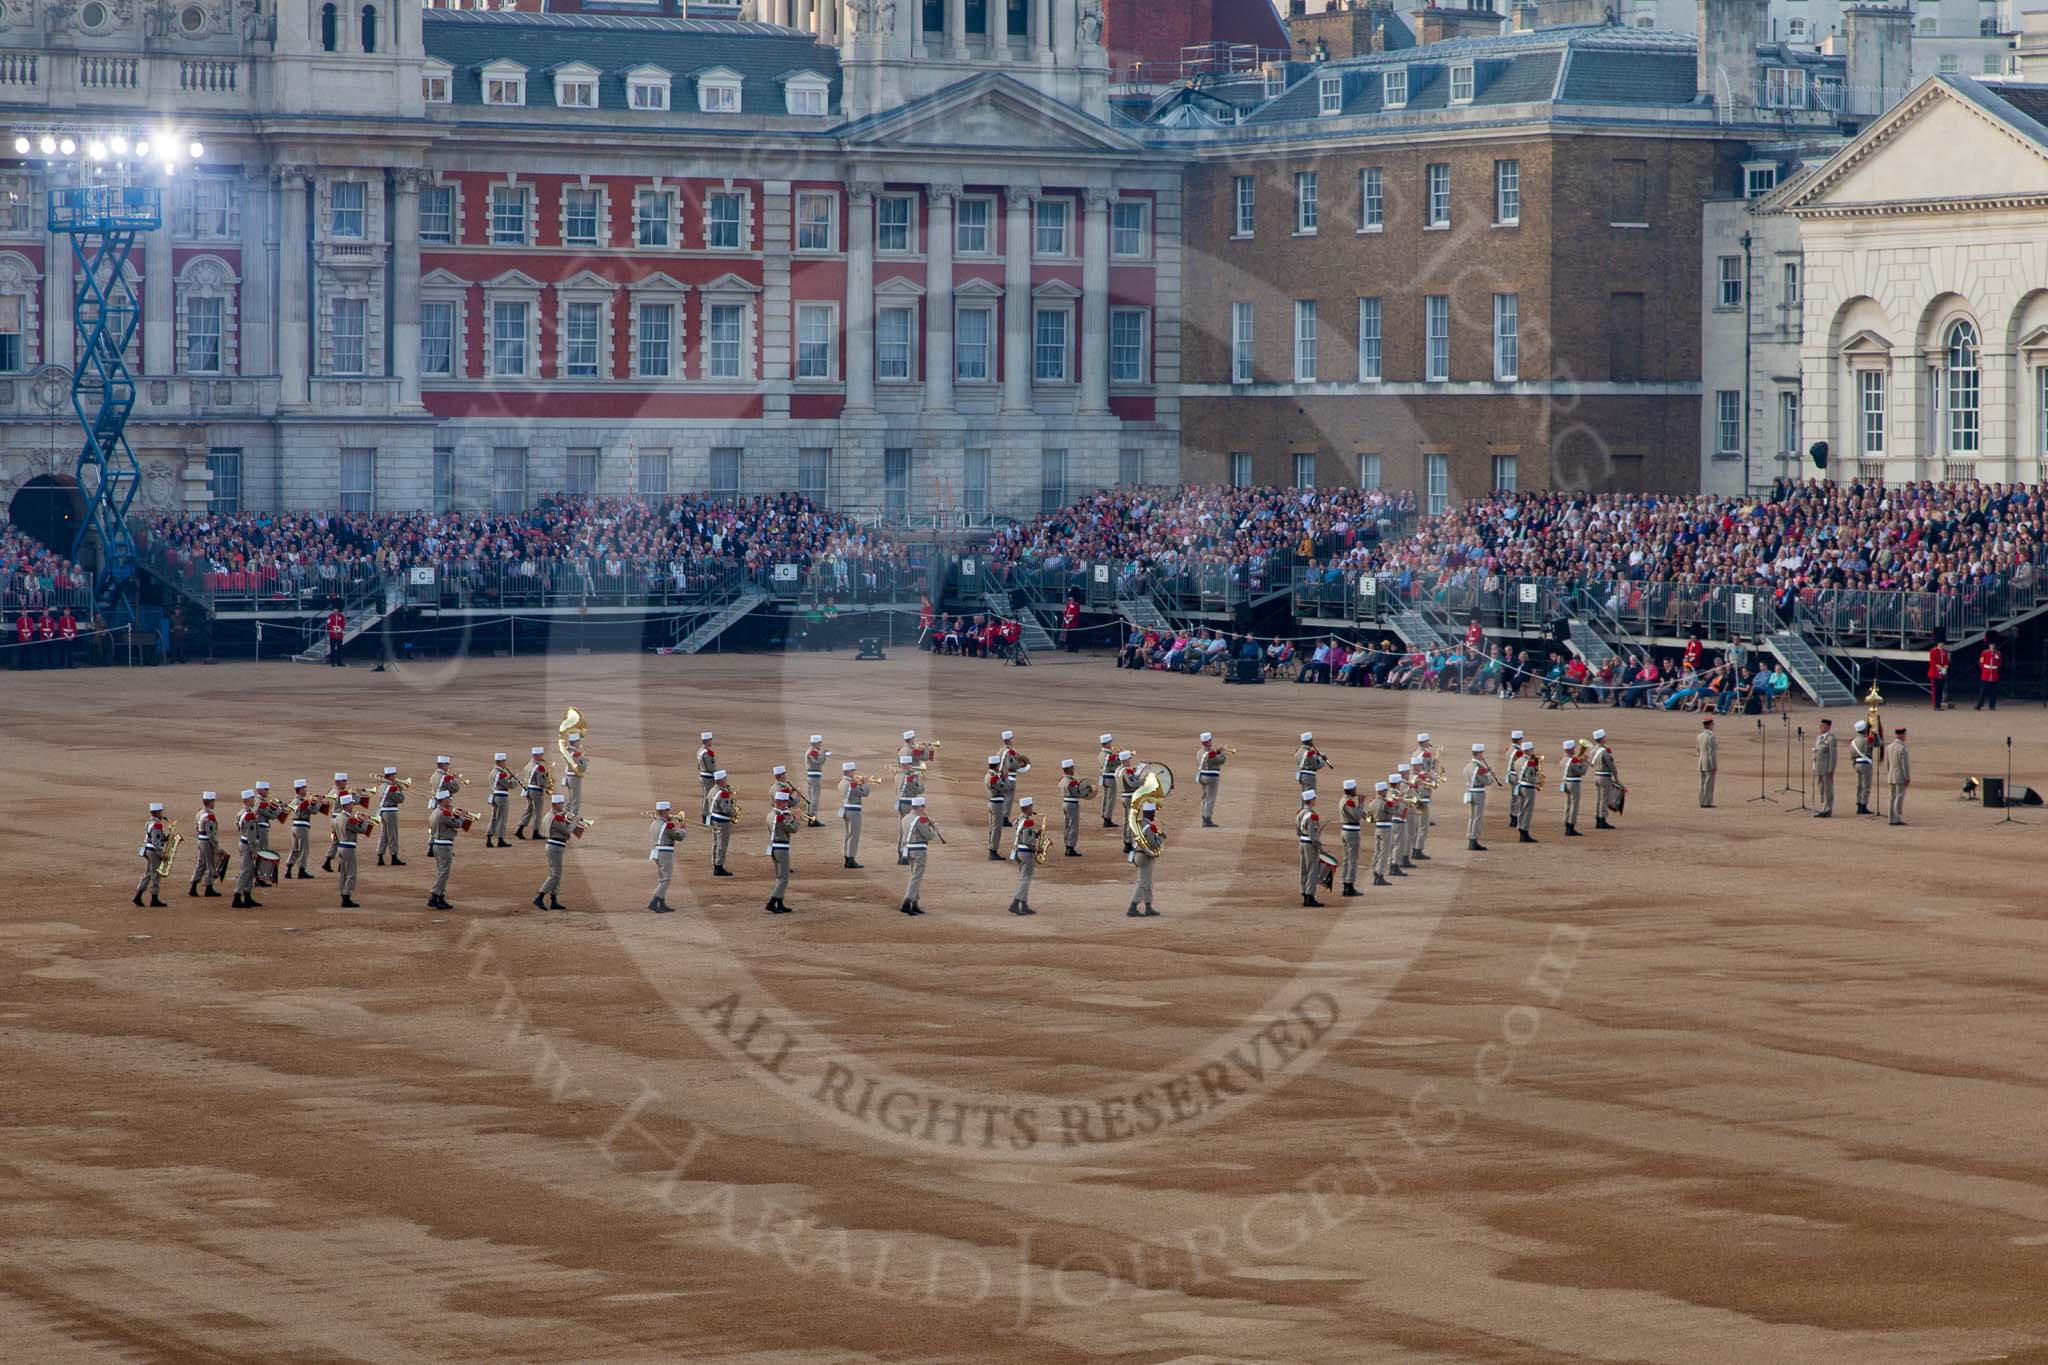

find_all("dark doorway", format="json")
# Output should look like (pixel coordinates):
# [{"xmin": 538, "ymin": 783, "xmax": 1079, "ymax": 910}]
[{"xmin": 9, "ymin": 473, "xmax": 89, "ymax": 565}]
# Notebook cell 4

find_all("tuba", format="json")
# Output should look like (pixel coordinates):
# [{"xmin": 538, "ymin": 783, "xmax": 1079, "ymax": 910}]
[
  {"xmin": 559, "ymin": 707, "xmax": 586, "ymax": 765},
  {"xmin": 1124, "ymin": 762, "xmax": 1174, "ymax": 852},
  {"xmin": 156, "ymin": 832, "xmax": 182, "ymax": 879}
]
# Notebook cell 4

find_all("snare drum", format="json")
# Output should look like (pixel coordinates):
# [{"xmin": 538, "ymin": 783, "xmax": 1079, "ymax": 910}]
[
  {"xmin": 255, "ymin": 849, "xmax": 281, "ymax": 887},
  {"xmin": 1316, "ymin": 849, "xmax": 1339, "ymax": 886}
]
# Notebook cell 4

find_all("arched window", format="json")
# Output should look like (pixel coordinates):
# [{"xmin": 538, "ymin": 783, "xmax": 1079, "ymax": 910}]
[
  {"xmin": 360, "ymin": 4, "xmax": 376, "ymax": 52},
  {"xmin": 1946, "ymin": 319, "xmax": 1980, "ymax": 454},
  {"xmin": 320, "ymin": 2, "xmax": 336, "ymax": 51}
]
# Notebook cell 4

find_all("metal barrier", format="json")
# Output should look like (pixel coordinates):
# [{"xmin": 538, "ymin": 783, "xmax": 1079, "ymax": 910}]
[{"xmin": 1, "ymin": 579, "xmax": 95, "ymax": 615}]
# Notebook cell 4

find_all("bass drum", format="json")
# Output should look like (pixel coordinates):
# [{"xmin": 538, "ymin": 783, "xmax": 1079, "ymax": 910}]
[
  {"xmin": 255, "ymin": 849, "xmax": 281, "ymax": 887},
  {"xmin": 1136, "ymin": 762, "xmax": 1175, "ymax": 799}
]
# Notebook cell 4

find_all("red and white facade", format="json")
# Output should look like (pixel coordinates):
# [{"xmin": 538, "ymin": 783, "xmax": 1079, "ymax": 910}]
[{"xmin": 0, "ymin": 0, "xmax": 1180, "ymax": 520}]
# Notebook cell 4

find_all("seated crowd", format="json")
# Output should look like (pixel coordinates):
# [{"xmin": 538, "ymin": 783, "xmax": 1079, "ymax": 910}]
[
  {"xmin": 1, "ymin": 527, "xmax": 91, "ymax": 613},
  {"xmin": 137, "ymin": 495, "xmax": 923, "ymax": 604}
]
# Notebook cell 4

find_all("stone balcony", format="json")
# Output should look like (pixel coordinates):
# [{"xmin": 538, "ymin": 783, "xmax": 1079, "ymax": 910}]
[{"xmin": 0, "ymin": 48, "xmax": 254, "ymax": 114}]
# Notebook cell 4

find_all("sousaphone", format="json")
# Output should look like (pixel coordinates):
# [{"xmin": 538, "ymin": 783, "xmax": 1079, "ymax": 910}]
[{"xmin": 1124, "ymin": 761, "xmax": 1174, "ymax": 850}]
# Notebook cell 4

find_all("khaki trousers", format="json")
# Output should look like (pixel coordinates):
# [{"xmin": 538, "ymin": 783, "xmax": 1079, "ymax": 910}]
[
  {"xmin": 539, "ymin": 841, "xmax": 565, "ymax": 896},
  {"xmin": 652, "ymin": 847, "xmax": 674, "ymax": 903},
  {"xmin": 1699, "ymin": 769, "xmax": 1716, "ymax": 807},
  {"xmin": 1465, "ymin": 791, "xmax": 1487, "ymax": 843},
  {"xmin": 904, "ymin": 849, "xmax": 928, "ymax": 905},
  {"xmin": 769, "ymin": 848, "xmax": 791, "ymax": 901},
  {"xmin": 287, "ymin": 823, "xmax": 312, "ymax": 875},
  {"xmin": 1373, "ymin": 824, "xmax": 1396, "ymax": 880},
  {"xmin": 431, "ymin": 844, "xmax": 453, "ymax": 899},
  {"xmin": 842, "ymin": 809, "xmax": 862, "ymax": 861},
  {"xmin": 1815, "ymin": 771, "xmax": 1834, "ymax": 816},
  {"xmin": 1889, "ymin": 782, "xmax": 1907, "ymax": 825},
  {"xmin": 1063, "ymin": 801, "xmax": 1080, "ymax": 851},
  {"xmin": 710, "ymin": 821, "xmax": 731, "ymax": 869},
  {"xmin": 1012, "ymin": 856, "xmax": 1035, "ymax": 908},
  {"xmin": 135, "ymin": 853, "xmax": 162, "ymax": 900},
  {"xmin": 1562, "ymin": 780, "xmax": 1582, "ymax": 828},
  {"xmin": 1855, "ymin": 763, "xmax": 1873, "ymax": 809},
  {"xmin": 1299, "ymin": 841, "xmax": 1319, "ymax": 897},
  {"xmin": 1199, "ymin": 774, "xmax": 1219, "ymax": 823},
  {"xmin": 1341, "ymin": 827, "xmax": 1361, "ymax": 886},
  {"xmin": 1131, "ymin": 850, "xmax": 1155, "ymax": 908},
  {"xmin": 486, "ymin": 795, "xmax": 509, "ymax": 842},
  {"xmin": 336, "ymin": 844, "xmax": 359, "ymax": 898}
]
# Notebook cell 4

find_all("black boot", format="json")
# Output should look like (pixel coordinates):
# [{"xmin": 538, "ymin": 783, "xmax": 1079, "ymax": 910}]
[
  {"xmin": 204, "ymin": 887, "xmax": 222, "ymax": 897},
  {"xmin": 188, "ymin": 884, "xmax": 199, "ymax": 897},
  {"xmin": 1565, "ymin": 825, "xmax": 1582, "ymax": 837},
  {"xmin": 844, "ymin": 857, "xmax": 858, "ymax": 869},
  {"xmin": 390, "ymin": 857, "xmax": 406, "ymax": 867},
  {"xmin": 341, "ymin": 896, "xmax": 359, "ymax": 908},
  {"xmin": 1202, "ymin": 819, "xmax": 1217, "ymax": 828},
  {"xmin": 515, "ymin": 830, "xmax": 527, "ymax": 840},
  {"xmin": 230, "ymin": 893, "xmax": 245, "ymax": 907},
  {"xmin": 133, "ymin": 892, "xmax": 144, "ymax": 906},
  {"xmin": 1468, "ymin": 839, "xmax": 1484, "ymax": 851},
  {"xmin": 1389, "ymin": 866, "xmax": 1407, "ymax": 878},
  {"xmin": 653, "ymin": 899, "xmax": 674, "ymax": 914},
  {"xmin": 1412, "ymin": 850, "xmax": 1430, "ymax": 861},
  {"xmin": 988, "ymin": 851, "xmax": 1003, "ymax": 861},
  {"xmin": 150, "ymin": 896, "xmax": 166, "ymax": 907},
  {"xmin": 1342, "ymin": 884, "xmax": 1360, "ymax": 897},
  {"xmin": 1596, "ymin": 818, "xmax": 1613, "ymax": 829},
  {"xmin": 900, "ymin": 900, "xmax": 915, "ymax": 915},
  {"xmin": 1142, "ymin": 907, "xmax": 1159, "ymax": 917},
  {"xmin": 298, "ymin": 869, "xmax": 314, "ymax": 879},
  {"xmin": 549, "ymin": 896, "xmax": 564, "ymax": 910},
  {"xmin": 533, "ymin": 894, "xmax": 548, "ymax": 910},
  {"xmin": 908, "ymin": 902, "xmax": 925, "ymax": 916},
  {"xmin": 1303, "ymin": 894, "xmax": 1324, "ymax": 907},
  {"xmin": 377, "ymin": 856, "xmax": 385, "ymax": 867},
  {"xmin": 1065, "ymin": 848, "xmax": 1080, "ymax": 857},
  {"xmin": 322, "ymin": 859, "xmax": 333, "ymax": 871},
  {"xmin": 1007, "ymin": 900, "xmax": 1022, "ymax": 916},
  {"xmin": 245, "ymin": 897, "xmax": 262, "ymax": 908},
  {"xmin": 713, "ymin": 866, "xmax": 732, "ymax": 877},
  {"xmin": 765, "ymin": 899, "xmax": 779, "ymax": 913},
  {"xmin": 1372, "ymin": 874, "xmax": 1389, "ymax": 886},
  {"xmin": 1519, "ymin": 830, "xmax": 1536, "ymax": 843},
  {"xmin": 1128, "ymin": 905, "xmax": 1143, "ymax": 917}
]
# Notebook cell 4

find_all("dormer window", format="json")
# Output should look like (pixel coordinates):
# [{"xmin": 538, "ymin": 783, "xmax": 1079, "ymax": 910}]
[
  {"xmin": 1451, "ymin": 63, "xmax": 1474, "ymax": 104},
  {"xmin": 626, "ymin": 65, "xmax": 672, "ymax": 111},
  {"xmin": 1763, "ymin": 65, "xmax": 1807, "ymax": 108},
  {"xmin": 554, "ymin": 63, "xmax": 600, "ymax": 109},
  {"xmin": 1262, "ymin": 66, "xmax": 1285, "ymax": 99},
  {"xmin": 779, "ymin": 69, "xmax": 829, "ymax": 116},
  {"xmin": 1384, "ymin": 68, "xmax": 1408, "ymax": 109},
  {"xmin": 1743, "ymin": 161, "xmax": 1779, "ymax": 198},
  {"xmin": 1318, "ymin": 74, "xmax": 1342, "ymax": 116},
  {"xmin": 423, "ymin": 60, "xmax": 451, "ymax": 104},
  {"xmin": 695, "ymin": 67, "xmax": 743, "ymax": 114},
  {"xmin": 481, "ymin": 60, "xmax": 526, "ymax": 107}
]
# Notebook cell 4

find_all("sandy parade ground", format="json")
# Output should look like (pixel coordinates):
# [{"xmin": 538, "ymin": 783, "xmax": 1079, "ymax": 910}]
[{"xmin": 5, "ymin": 645, "xmax": 2048, "ymax": 1364}]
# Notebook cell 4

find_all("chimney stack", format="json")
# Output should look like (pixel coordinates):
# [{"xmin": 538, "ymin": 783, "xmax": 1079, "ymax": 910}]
[
  {"xmin": 1843, "ymin": 5, "xmax": 1912, "ymax": 118},
  {"xmin": 1697, "ymin": 0, "xmax": 1768, "ymax": 118}
]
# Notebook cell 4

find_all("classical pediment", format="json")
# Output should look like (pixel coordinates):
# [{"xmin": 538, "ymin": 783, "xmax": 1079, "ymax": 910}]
[
  {"xmin": 841, "ymin": 73, "xmax": 1142, "ymax": 154},
  {"xmin": 1789, "ymin": 78, "xmax": 2048, "ymax": 214},
  {"xmin": 1840, "ymin": 328, "xmax": 1894, "ymax": 356}
]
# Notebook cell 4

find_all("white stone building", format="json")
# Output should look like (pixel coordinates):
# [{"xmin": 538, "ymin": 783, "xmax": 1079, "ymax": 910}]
[
  {"xmin": 0, "ymin": 0, "xmax": 1180, "ymax": 523},
  {"xmin": 1790, "ymin": 74, "xmax": 2048, "ymax": 484}
]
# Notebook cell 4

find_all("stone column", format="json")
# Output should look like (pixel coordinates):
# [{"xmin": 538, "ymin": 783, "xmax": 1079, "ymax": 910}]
[
  {"xmin": 1033, "ymin": 0, "xmax": 1052, "ymax": 62},
  {"xmin": 1054, "ymin": 0, "xmax": 1076, "ymax": 66},
  {"xmin": 820, "ymin": 0, "xmax": 837, "ymax": 44},
  {"xmin": 1002, "ymin": 185, "xmax": 1033, "ymax": 414},
  {"xmin": 392, "ymin": 169, "xmax": 426, "ymax": 407},
  {"xmin": 239, "ymin": 164, "xmax": 272, "ymax": 378},
  {"xmin": 947, "ymin": 0, "xmax": 968, "ymax": 58},
  {"xmin": 925, "ymin": 188, "xmax": 956, "ymax": 413},
  {"xmin": 1080, "ymin": 187, "xmax": 1110, "ymax": 415},
  {"xmin": 276, "ymin": 166, "xmax": 310, "ymax": 406},
  {"xmin": 990, "ymin": 0, "xmax": 1011, "ymax": 61},
  {"xmin": 845, "ymin": 181, "xmax": 877, "ymax": 413},
  {"xmin": 143, "ymin": 216, "xmax": 173, "ymax": 375},
  {"xmin": 795, "ymin": 0, "xmax": 812, "ymax": 33},
  {"xmin": 45, "ymin": 215, "xmax": 74, "ymax": 373}
]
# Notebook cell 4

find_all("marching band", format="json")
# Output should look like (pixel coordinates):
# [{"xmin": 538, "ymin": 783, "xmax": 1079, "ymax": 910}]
[{"xmin": 125, "ymin": 712, "xmax": 1668, "ymax": 922}]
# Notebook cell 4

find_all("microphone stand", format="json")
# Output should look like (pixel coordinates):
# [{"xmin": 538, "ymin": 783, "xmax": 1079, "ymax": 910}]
[
  {"xmin": 1997, "ymin": 735, "xmax": 2032, "ymax": 827},
  {"xmin": 1786, "ymin": 724, "xmax": 1809, "ymax": 812},
  {"xmin": 1777, "ymin": 710, "xmax": 1796, "ymax": 793},
  {"xmin": 1748, "ymin": 716, "xmax": 1777, "ymax": 804}
]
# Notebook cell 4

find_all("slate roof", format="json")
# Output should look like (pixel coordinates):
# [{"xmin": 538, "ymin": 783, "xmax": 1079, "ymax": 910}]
[
  {"xmin": 422, "ymin": 9, "xmax": 841, "ymax": 121},
  {"xmin": 1222, "ymin": 24, "xmax": 1853, "ymax": 130}
]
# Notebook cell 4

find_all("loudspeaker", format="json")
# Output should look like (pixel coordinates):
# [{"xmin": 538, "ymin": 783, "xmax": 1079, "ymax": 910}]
[
  {"xmin": 1981, "ymin": 775, "xmax": 2005, "ymax": 808},
  {"xmin": 855, "ymin": 637, "xmax": 885, "ymax": 661},
  {"xmin": 1227, "ymin": 657, "xmax": 1264, "ymax": 685}
]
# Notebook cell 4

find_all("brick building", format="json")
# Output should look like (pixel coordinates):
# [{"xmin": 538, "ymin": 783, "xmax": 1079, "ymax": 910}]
[{"xmin": 1155, "ymin": 18, "xmax": 1845, "ymax": 506}]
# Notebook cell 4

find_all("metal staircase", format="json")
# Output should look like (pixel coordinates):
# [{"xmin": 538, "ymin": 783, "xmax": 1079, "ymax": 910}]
[
  {"xmin": 665, "ymin": 587, "xmax": 768, "ymax": 656},
  {"xmin": 1562, "ymin": 620, "xmax": 1618, "ymax": 673},
  {"xmin": 1388, "ymin": 608, "xmax": 1451, "ymax": 652},
  {"xmin": 1766, "ymin": 630, "xmax": 1858, "ymax": 707},
  {"xmin": 293, "ymin": 597, "xmax": 396, "ymax": 663},
  {"xmin": 1115, "ymin": 592, "xmax": 1172, "ymax": 634},
  {"xmin": 985, "ymin": 590, "xmax": 1055, "ymax": 651}
]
